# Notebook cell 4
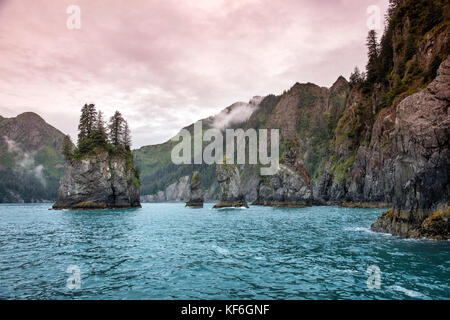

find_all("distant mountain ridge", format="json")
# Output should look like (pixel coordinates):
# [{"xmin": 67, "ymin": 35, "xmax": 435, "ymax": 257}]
[{"xmin": 0, "ymin": 112, "xmax": 66, "ymax": 202}]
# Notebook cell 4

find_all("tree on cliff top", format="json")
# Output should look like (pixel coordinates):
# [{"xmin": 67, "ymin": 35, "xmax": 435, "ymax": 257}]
[
  {"xmin": 62, "ymin": 135, "xmax": 73, "ymax": 160},
  {"xmin": 74, "ymin": 105, "xmax": 133, "ymax": 158},
  {"xmin": 123, "ymin": 120, "xmax": 131, "ymax": 150},
  {"xmin": 108, "ymin": 111, "xmax": 125, "ymax": 147},
  {"xmin": 91, "ymin": 110, "xmax": 108, "ymax": 146},
  {"xmin": 78, "ymin": 103, "xmax": 98, "ymax": 143}
]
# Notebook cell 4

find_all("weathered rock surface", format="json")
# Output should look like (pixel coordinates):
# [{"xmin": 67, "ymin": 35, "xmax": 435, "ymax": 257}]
[
  {"xmin": 371, "ymin": 56, "xmax": 450, "ymax": 239},
  {"xmin": 186, "ymin": 171, "xmax": 204, "ymax": 207},
  {"xmin": 140, "ymin": 175, "xmax": 190, "ymax": 202},
  {"xmin": 213, "ymin": 164, "xmax": 248, "ymax": 208},
  {"xmin": 53, "ymin": 151, "xmax": 141, "ymax": 209},
  {"xmin": 253, "ymin": 162, "xmax": 313, "ymax": 207}
]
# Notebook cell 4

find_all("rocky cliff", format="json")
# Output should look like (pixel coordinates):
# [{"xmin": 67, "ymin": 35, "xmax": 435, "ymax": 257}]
[
  {"xmin": 53, "ymin": 150, "xmax": 141, "ymax": 209},
  {"xmin": 213, "ymin": 164, "xmax": 248, "ymax": 208},
  {"xmin": 254, "ymin": 140, "xmax": 313, "ymax": 207},
  {"xmin": 370, "ymin": 57, "xmax": 450, "ymax": 239},
  {"xmin": 133, "ymin": 0, "xmax": 449, "ymax": 238}
]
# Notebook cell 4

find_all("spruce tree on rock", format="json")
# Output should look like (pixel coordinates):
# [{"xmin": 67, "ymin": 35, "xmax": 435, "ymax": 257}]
[
  {"xmin": 77, "ymin": 104, "xmax": 90, "ymax": 144},
  {"xmin": 349, "ymin": 66, "xmax": 364, "ymax": 87},
  {"xmin": 92, "ymin": 110, "xmax": 108, "ymax": 146},
  {"xmin": 86, "ymin": 104, "xmax": 98, "ymax": 138},
  {"xmin": 62, "ymin": 135, "xmax": 73, "ymax": 160},
  {"xmin": 77, "ymin": 103, "xmax": 98, "ymax": 145},
  {"xmin": 108, "ymin": 111, "xmax": 125, "ymax": 148},
  {"xmin": 123, "ymin": 120, "xmax": 131, "ymax": 150},
  {"xmin": 366, "ymin": 30, "xmax": 380, "ymax": 84}
]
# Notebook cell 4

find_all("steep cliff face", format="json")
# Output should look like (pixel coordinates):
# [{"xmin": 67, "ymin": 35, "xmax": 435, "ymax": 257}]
[
  {"xmin": 370, "ymin": 57, "xmax": 450, "ymax": 239},
  {"xmin": 254, "ymin": 139, "xmax": 313, "ymax": 207},
  {"xmin": 213, "ymin": 164, "xmax": 248, "ymax": 208},
  {"xmin": 254, "ymin": 163, "xmax": 313, "ymax": 207},
  {"xmin": 53, "ymin": 151, "xmax": 141, "ymax": 209}
]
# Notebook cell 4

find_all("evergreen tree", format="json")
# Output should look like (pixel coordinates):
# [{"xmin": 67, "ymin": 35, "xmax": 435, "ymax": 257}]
[
  {"xmin": 61, "ymin": 135, "xmax": 73, "ymax": 160},
  {"xmin": 365, "ymin": 30, "xmax": 379, "ymax": 84},
  {"xmin": 77, "ymin": 103, "xmax": 98, "ymax": 144},
  {"xmin": 86, "ymin": 104, "xmax": 98, "ymax": 137},
  {"xmin": 77, "ymin": 104, "xmax": 90, "ymax": 143},
  {"xmin": 349, "ymin": 66, "xmax": 364, "ymax": 87},
  {"xmin": 108, "ymin": 111, "xmax": 125, "ymax": 147},
  {"xmin": 123, "ymin": 120, "xmax": 131, "ymax": 150},
  {"xmin": 92, "ymin": 110, "xmax": 107, "ymax": 145}
]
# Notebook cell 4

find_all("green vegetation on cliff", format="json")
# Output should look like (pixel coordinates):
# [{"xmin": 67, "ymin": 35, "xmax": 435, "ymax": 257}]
[
  {"xmin": 325, "ymin": 0, "xmax": 449, "ymax": 187},
  {"xmin": 63, "ymin": 104, "xmax": 140, "ymax": 187},
  {"xmin": 0, "ymin": 112, "xmax": 67, "ymax": 202}
]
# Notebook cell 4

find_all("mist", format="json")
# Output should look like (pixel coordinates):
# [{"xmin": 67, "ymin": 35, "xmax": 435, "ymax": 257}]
[{"xmin": 4, "ymin": 136, "xmax": 47, "ymax": 187}]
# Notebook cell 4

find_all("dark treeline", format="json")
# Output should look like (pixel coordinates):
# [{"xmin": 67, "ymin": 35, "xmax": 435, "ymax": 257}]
[
  {"xmin": 349, "ymin": 0, "xmax": 447, "ymax": 110},
  {"xmin": 62, "ymin": 104, "xmax": 132, "ymax": 160}
]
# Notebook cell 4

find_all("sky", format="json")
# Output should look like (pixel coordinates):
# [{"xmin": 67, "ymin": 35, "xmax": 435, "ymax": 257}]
[{"xmin": 0, "ymin": 0, "xmax": 389, "ymax": 148}]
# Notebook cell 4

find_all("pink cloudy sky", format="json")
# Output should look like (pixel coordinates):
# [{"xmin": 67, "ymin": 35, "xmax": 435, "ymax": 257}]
[{"xmin": 0, "ymin": 0, "xmax": 389, "ymax": 148}]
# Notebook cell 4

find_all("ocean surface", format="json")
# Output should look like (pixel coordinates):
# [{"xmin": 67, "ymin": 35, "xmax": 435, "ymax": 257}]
[{"xmin": 0, "ymin": 203, "xmax": 449, "ymax": 300}]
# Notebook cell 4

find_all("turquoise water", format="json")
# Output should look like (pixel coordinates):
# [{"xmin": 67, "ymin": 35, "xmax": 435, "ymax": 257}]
[{"xmin": 0, "ymin": 203, "xmax": 449, "ymax": 300}]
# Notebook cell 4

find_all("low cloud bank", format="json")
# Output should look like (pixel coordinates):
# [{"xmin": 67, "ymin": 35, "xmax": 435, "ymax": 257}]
[
  {"xmin": 211, "ymin": 96, "xmax": 264, "ymax": 130},
  {"xmin": 4, "ymin": 136, "xmax": 47, "ymax": 187}
]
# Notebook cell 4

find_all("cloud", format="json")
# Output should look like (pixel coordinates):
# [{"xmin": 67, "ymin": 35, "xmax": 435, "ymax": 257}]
[
  {"xmin": 211, "ymin": 96, "xmax": 263, "ymax": 130},
  {"xmin": 0, "ymin": 0, "xmax": 389, "ymax": 147},
  {"xmin": 4, "ymin": 136, "xmax": 47, "ymax": 187}
]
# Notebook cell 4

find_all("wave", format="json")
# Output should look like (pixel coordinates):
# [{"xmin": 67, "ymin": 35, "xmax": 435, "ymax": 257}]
[
  {"xmin": 390, "ymin": 285, "xmax": 425, "ymax": 298},
  {"xmin": 211, "ymin": 245, "xmax": 230, "ymax": 255}
]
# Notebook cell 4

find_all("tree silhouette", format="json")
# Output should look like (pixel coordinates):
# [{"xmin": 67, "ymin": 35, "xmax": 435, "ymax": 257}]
[
  {"xmin": 61, "ymin": 135, "xmax": 73, "ymax": 160},
  {"xmin": 365, "ymin": 30, "xmax": 379, "ymax": 84},
  {"xmin": 108, "ymin": 111, "xmax": 125, "ymax": 147},
  {"xmin": 123, "ymin": 120, "xmax": 131, "ymax": 150}
]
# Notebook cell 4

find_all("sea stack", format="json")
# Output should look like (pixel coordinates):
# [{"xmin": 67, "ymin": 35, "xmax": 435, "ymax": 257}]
[
  {"xmin": 52, "ymin": 149, "xmax": 141, "ymax": 209},
  {"xmin": 52, "ymin": 105, "xmax": 141, "ymax": 210},
  {"xmin": 213, "ymin": 163, "xmax": 248, "ymax": 209},
  {"xmin": 186, "ymin": 171, "xmax": 204, "ymax": 208}
]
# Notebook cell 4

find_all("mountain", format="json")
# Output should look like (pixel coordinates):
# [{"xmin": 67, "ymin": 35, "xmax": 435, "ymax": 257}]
[
  {"xmin": 135, "ymin": 77, "xmax": 350, "ymax": 202},
  {"xmin": 134, "ymin": 96, "xmax": 265, "ymax": 201},
  {"xmin": 134, "ymin": 0, "xmax": 449, "ymax": 239},
  {"xmin": 0, "ymin": 112, "xmax": 67, "ymax": 202}
]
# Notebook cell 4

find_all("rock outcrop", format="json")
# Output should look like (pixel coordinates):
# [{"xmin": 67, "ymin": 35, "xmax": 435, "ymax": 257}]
[
  {"xmin": 253, "ymin": 140, "xmax": 313, "ymax": 208},
  {"xmin": 53, "ymin": 150, "xmax": 141, "ymax": 209},
  {"xmin": 213, "ymin": 164, "xmax": 248, "ymax": 208},
  {"xmin": 371, "ymin": 57, "xmax": 450, "ymax": 239},
  {"xmin": 253, "ymin": 164, "xmax": 313, "ymax": 207},
  {"xmin": 140, "ymin": 175, "xmax": 190, "ymax": 202},
  {"xmin": 186, "ymin": 171, "xmax": 204, "ymax": 207}
]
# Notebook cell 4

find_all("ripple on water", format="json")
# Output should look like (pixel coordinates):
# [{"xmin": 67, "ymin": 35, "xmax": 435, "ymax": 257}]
[{"xmin": 0, "ymin": 203, "xmax": 449, "ymax": 299}]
